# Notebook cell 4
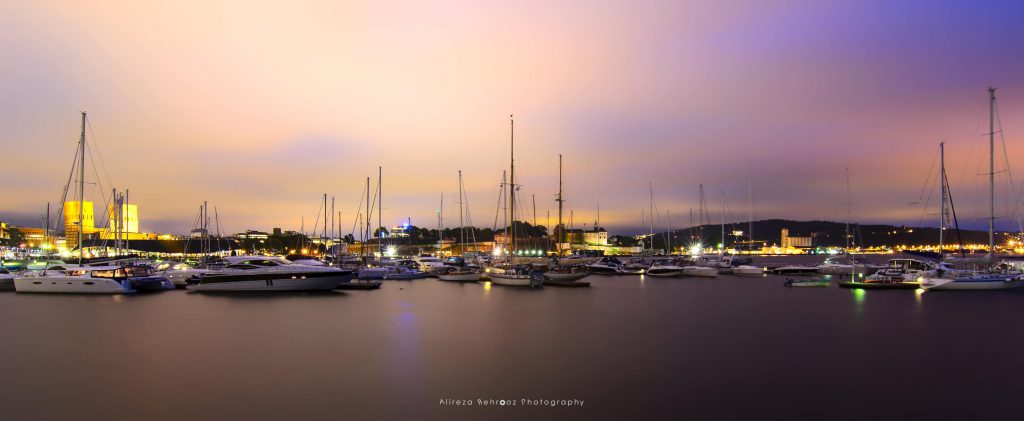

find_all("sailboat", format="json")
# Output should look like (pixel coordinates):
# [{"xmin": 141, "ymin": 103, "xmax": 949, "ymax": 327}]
[
  {"xmin": 487, "ymin": 115, "xmax": 543, "ymax": 287},
  {"xmin": 15, "ymin": 113, "xmax": 148, "ymax": 294},
  {"xmin": 543, "ymin": 155, "xmax": 591, "ymax": 286},
  {"xmin": 439, "ymin": 171, "xmax": 482, "ymax": 282},
  {"xmin": 922, "ymin": 91, "xmax": 1024, "ymax": 290}
]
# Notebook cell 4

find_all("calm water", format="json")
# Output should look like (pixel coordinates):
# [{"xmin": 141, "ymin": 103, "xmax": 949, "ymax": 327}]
[{"xmin": 3, "ymin": 256, "xmax": 1024, "ymax": 420}]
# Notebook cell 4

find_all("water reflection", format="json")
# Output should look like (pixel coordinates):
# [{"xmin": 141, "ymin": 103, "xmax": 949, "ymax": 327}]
[{"xmin": 851, "ymin": 288, "xmax": 866, "ymax": 317}]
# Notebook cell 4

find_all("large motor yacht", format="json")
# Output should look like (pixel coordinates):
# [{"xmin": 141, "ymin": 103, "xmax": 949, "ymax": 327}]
[{"xmin": 186, "ymin": 256, "xmax": 353, "ymax": 292}]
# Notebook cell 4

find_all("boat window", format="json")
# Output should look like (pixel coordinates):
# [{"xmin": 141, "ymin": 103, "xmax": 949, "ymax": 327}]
[
  {"xmin": 92, "ymin": 270, "xmax": 116, "ymax": 278},
  {"xmin": 84, "ymin": 281, "xmax": 95, "ymax": 285}
]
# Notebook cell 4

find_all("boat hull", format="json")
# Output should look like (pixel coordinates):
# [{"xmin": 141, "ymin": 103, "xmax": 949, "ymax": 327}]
[
  {"xmin": 544, "ymin": 271, "xmax": 589, "ymax": 282},
  {"xmin": 922, "ymin": 277, "xmax": 1024, "ymax": 290},
  {"xmin": 14, "ymin": 276, "xmax": 134, "ymax": 294},
  {"xmin": 488, "ymin": 273, "xmax": 542, "ymax": 287},
  {"xmin": 731, "ymin": 266, "xmax": 764, "ymax": 276},
  {"xmin": 682, "ymin": 267, "xmax": 718, "ymax": 277},
  {"xmin": 837, "ymin": 281, "xmax": 920, "ymax": 289},
  {"xmin": 188, "ymin": 272, "xmax": 350, "ymax": 292},
  {"xmin": 0, "ymin": 275, "xmax": 14, "ymax": 291},
  {"xmin": 438, "ymin": 273, "xmax": 481, "ymax": 282}
]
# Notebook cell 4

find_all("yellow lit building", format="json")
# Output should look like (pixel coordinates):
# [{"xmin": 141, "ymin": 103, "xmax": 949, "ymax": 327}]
[
  {"xmin": 780, "ymin": 228, "xmax": 812, "ymax": 248},
  {"xmin": 108, "ymin": 203, "xmax": 139, "ymax": 233},
  {"xmin": 64, "ymin": 201, "xmax": 98, "ymax": 249}
]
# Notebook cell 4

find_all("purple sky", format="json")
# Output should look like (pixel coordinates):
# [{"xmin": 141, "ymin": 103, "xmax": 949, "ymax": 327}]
[{"xmin": 2, "ymin": 1, "xmax": 1024, "ymax": 235}]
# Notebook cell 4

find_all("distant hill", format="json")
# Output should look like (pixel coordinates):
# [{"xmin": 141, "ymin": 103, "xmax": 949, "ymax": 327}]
[{"xmin": 642, "ymin": 219, "xmax": 1000, "ymax": 249}]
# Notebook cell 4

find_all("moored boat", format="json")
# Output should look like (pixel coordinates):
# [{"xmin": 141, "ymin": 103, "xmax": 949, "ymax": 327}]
[
  {"xmin": 682, "ymin": 266, "xmax": 718, "ymax": 277},
  {"xmin": 646, "ymin": 263, "xmax": 683, "ymax": 277},
  {"xmin": 186, "ymin": 256, "xmax": 352, "ymax": 292},
  {"xmin": 731, "ymin": 265, "xmax": 764, "ymax": 276},
  {"xmin": 783, "ymin": 278, "xmax": 830, "ymax": 287},
  {"xmin": 15, "ymin": 265, "xmax": 137, "ymax": 294},
  {"xmin": 437, "ymin": 269, "xmax": 481, "ymax": 282}
]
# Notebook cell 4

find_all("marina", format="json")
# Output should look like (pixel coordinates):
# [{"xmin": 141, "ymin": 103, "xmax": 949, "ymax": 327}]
[
  {"xmin": 5, "ymin": 1, "xmax": 1024, "ymax": 419},
  {"xmin": 3, "ymin": 254, "xmax": 1024, "ymax": 420}
]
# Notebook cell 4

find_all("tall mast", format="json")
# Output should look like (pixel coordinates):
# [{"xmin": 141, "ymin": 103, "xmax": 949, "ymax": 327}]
[
  {"xmin": 940, "ymin": 142, "xmax": 946, "ymax": 259},
  {"xmin": 124, "ymin": 189, "xmax": 130, "ymax": 255},
  {"xmin": 989, "ymin": 87, "xmax": 996, "ymax": 255},
  {"xmin": 507, "ymin": 113, "xmax": 516, "ymax": 255},
  {"xmin": 721, "ymin": 190, "xmax": 726, "ymax": 252},
  {"xmin": 378, "ymin": 166, "xmax": 383, "ymax": 257},
  {"xmin": 557, "ymin": 154, "xmax": 564, "ymax": 255},
  {"xmin": 438, "ymin": 193, "xmax": 443, "ymax": 254},
  {"xmin": 845, "ymin": 167, "xmax": 851, "ymax": 250},
  {"xmin": 365, "ymin": 176, "xmax": 370, "ymax": 262},
  {"xmin": 203, "ymin": 200, "xmax": 209, "ymax": 257},
  {"xmin": 649, "ymin": 182, "xmax": 654, "ymax": 243},
  {"xmin": 748, "ymin": 168, "xmax": 754, "ymax": 251},
  {"xmin": 78, "ymin": 112, "xmax": 86, "ymax": 265},
  {"xmin": 323, "ymin": 193, "xmax": 328, "ymax": 251},
  {"xmin": 532, "ymin": 193, "xmax": 537, "ymax": 236},
  {"xmin": 458, "ymin": 171, "xmax": 465, "ymax": 255}
]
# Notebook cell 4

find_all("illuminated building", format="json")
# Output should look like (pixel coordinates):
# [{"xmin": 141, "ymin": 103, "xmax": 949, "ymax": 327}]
[
  {"xmin": 780, "ymin": 228, "xmax": 813, "ymax": 248},
  {"xmin": 63, "ymin": 201, "xmax": 98, "ymax": 249},
  {"xmin": 237, "ymin": 230, "xmax": 269, "ymax": 240},
  {"xmin": 0, "ymin": 221, "xmax": 8, "ymax": 241},
  {"xmin": 108, "ymin": 203, "xmax": 139, "ymax": 233}
]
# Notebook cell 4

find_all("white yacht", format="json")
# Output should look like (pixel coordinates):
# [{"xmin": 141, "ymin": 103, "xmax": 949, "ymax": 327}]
[
  {"xmin": 414, "ymin": 255, "xmax": 450, "ymax": 275},
  {"xmin": 487, "ymin": 265, "xmax": 543, "ymax": 287},
  {"xmin": 921, "ymin": 272, "xmax": 1024, "ymax": 290},
  {"xmin": 186, "ymin": 256, "xmax": 353, "ymax": 292},
  {"xmin": 438, "ymin": 269, "xmax": 482, "ymax": 282},
  {"xmin": 731, "ymin": 265, "xmax": 765, "ymax": 276},
  {"xmin": 646, "ymin": 263, "xmax": 683, "ymax": 277},
  {"xmin": 14, "ymin": 265, "xmax": 137, "ymax": 294},
  {"xmin": 682, "ymin": 266, "xmax": 718, "ymax": 277}
]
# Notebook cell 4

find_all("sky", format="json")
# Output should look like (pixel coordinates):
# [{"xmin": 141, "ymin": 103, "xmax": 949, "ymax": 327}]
[{"xmin": 2, "ymin": 0, "xmax": 1024, "ymax": 235}]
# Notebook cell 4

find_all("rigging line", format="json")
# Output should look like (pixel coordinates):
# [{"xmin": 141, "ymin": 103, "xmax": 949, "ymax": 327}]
[
  {"xmin": 349, "ymin": 181, "xmax": 367, "ymax": 237},
  {"xmin": 492, "ymin": 175, "xmax": 505, "ymax": 232},
  {"xmin": 916, "ymin": 146, "xmax": 940, "ymax": 202},
  {"xmin": 85, "ymin": 119, "xmax": 116, "ymax": 193},
  {"xmin": 915, "ymin": 168, "xmax": 938, "ymax": 229},
  {"xmin": 995, "ymin": 103, "xmax": 1023, "ymax": 230},
  {"xmin": 305, "ymin": 198, "xmax": 321, "ymax": 238},
  {"xmin": 54, "ymin": 141, "xmax": 81, "ymax": 233},
  {"xmin": 84, "ymin": 140, "xmax": 112, "ymax": 229}
]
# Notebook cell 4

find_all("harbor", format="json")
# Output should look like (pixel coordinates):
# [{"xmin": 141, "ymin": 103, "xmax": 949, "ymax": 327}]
[
  {"xmin": 3, "ymin": 254, "xmax": 1024, "ymax": 420},
  {"xmin": 5, "ymin": 1, "xmax": 1024, "ymax": 419}
]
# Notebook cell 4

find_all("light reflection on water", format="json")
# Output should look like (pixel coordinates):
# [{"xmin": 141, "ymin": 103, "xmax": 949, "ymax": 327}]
[{"xmin": 5, "ymin": 255, "xmax": 1024, "ymax": 420}]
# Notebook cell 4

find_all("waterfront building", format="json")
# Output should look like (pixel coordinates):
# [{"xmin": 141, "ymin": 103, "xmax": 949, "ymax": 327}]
[
  {"xmin": 780, "ymin": 228, "xmax": 813, "ymax": 248},
  {"xmin": 237, "ymin": 230, "xmax": 269, "ymax": 240},
  {"xmin": 63, "ymin": 201, "xmax": 98, "ymax": 249},
  {"xmin": 108, "ymin": 203, "xmax": 139, "ymax": 233}
]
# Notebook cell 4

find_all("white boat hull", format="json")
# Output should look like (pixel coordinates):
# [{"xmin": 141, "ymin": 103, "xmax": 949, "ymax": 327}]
[
  {"xmin": 646, "ymin": 269, "xmax": 682, "ymax": 277},
  {"xmin": 544, "ymin": 271, "xmax": 589, "ymax": 282},
  {"xmin": 488, "ymin": 273, "xmax": 540, "ymax": 287},
  {"xmin": 187, "ymin": 274, "xmax": 347, "ymax": 292},
  {"xmin": 15, "ymin": 276, "xmax": 134, "ymax": 294},
  {"xmin": 682, "ymin": 266, "xmax": 718, "ymax": 277},
  {"xmin": 921, "ymin": 277, "xmax": 1024, "ymax": 290},
  {"xmin": 438, "ymin": 273, "xmax": 481, "ymax": 282},
  {"xmin": 731, "ymin": 266, "xmax": 764, "ymax": 276}
]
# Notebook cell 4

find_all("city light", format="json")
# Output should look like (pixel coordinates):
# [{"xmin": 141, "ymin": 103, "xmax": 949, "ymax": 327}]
[{"xmin": 385, "ymin": 245, "xmax": 398, "ymax": 258}]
